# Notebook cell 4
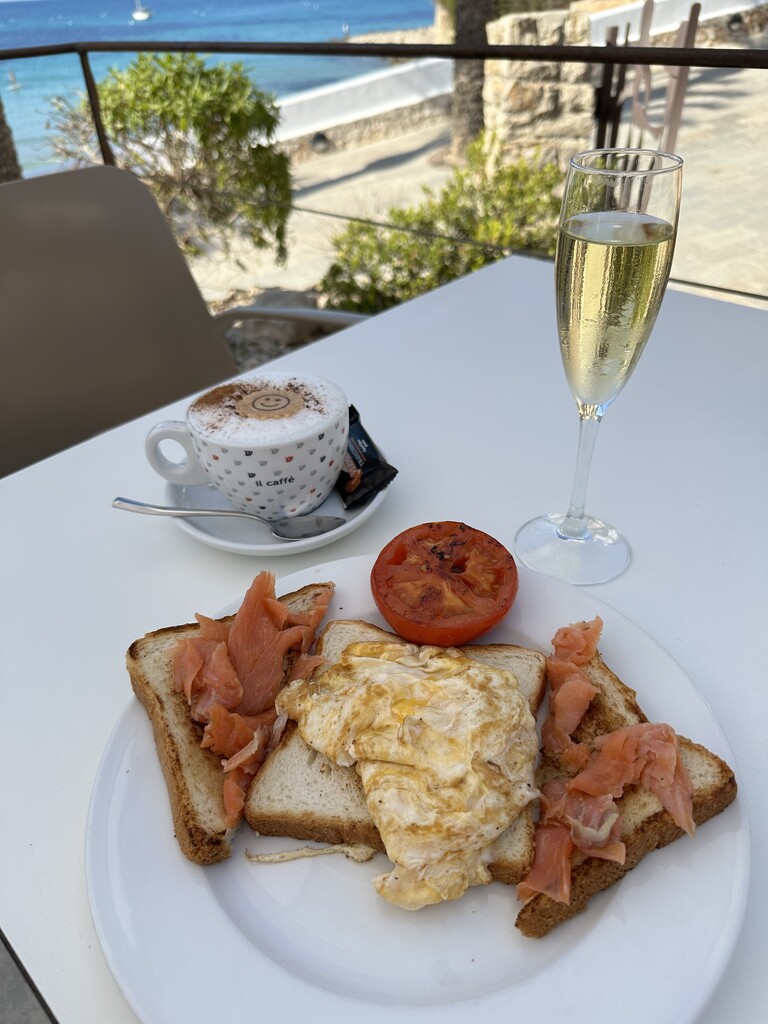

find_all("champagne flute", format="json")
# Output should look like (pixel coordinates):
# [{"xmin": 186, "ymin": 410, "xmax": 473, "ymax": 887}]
[{"xmin": 514, "ymin": 149, "xmax": 683, "ymax": 585}]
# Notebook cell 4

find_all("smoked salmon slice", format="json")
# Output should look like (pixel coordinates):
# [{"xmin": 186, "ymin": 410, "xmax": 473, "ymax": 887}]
[
  {"xmin": 518, "ymin": 620, "xmax": 695, "ymax": 906},
  {"xmin": 195, "ymin": 613, "xmax": 230, "ymax": 643},
  {"xmin": 172, "ymin": 572, "xmax": 333, "ymax": 829},
  {"xmin": 219, "ymin": 727, "xmax": 273, "ymax": 827},
  {"xmin": 173, "ymin": 638, "xmax": 242, "ymax": 722},
  {"xmin": 541, "ymin": 617, "xmax": 603, "ymax": 769},
  {"xmin": 550, "ymin": 617, "xmax": 603, "ymax": 666},
  {"xmin": 516, "ymin": 823, "xmax": 575, "ymax": 904},
  {"xmin": 222, "ymin": 727, "xmax": 271, "ymax": 773},
  {"xmin": 201, "ymin": 704, "xmax": 259, "ymax": 758},
  {"xmin": 575, "ymin": 723, "xmax": 695, "ymax": 835},
  {"xmin": 286, "ymin": 652, "xmax": 327, "ymax": 684},
  {"xmin": 226, "ymin": 573, "xmax": 307, "ymax": 715}
]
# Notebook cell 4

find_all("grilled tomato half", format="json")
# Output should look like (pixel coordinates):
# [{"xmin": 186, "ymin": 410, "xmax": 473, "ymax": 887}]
[{"xmin": 370, "ymin": 522, "xmax": 519, "ymax": 647}]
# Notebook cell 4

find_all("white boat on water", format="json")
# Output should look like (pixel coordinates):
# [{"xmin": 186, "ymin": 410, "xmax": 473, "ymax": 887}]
[{"xmin": 132, "ymin": 1, "xmax": 152, "ymax": 21}]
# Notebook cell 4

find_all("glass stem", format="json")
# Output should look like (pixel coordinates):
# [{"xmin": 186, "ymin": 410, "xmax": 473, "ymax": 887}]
[{"xmin": 558, "ymin": 412, "xmax": 602, "ymax": 540}]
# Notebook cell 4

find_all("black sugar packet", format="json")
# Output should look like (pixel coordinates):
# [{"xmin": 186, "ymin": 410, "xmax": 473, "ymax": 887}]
[{"xmin": 334, "ymin": 405, "xmax": 398, "ymax": 509}]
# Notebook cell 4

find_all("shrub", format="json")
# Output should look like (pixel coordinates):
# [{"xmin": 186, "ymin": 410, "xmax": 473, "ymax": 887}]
[
  {"xmin": 319, "ymin": 136, "xmax": 560, "ymax": 314},
  {"xmin": 48, "ymin": 53, "xmax": 292, "ymax": 258}
]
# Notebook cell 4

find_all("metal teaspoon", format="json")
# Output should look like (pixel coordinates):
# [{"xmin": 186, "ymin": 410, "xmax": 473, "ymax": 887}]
[{"xmin": 112, "ymin": 497, "xmax": 347, "ymax": 540}]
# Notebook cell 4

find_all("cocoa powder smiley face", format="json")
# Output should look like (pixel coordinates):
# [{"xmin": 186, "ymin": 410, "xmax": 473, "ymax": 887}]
[
  {"xmin": 188, "ymin": 374, "xmax": 342, "ymax": 446},
  {"xmin": 235, "ymin": 388, "xmax": 306, "ymax": 420}
]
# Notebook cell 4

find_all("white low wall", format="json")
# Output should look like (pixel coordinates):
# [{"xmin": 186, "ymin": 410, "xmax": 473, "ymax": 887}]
[
  {"xmin": 588, "ymin": 0, "xmax": 765, "ymax": 41},
  {"xmin": 276, "ymin": 57, "xmax": 453, "ymax": 142}
]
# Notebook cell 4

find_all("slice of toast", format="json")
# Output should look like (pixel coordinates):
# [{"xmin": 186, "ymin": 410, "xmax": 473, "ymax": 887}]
[
  {"xmin": 516, "ymin": 654, "xmax": 737, "ymax": 937},
  {"xmin": 127, "ymin": 581, "xmax": 334, "ymax": 866},
  {"xmin": 244, "ymin": 619, "xmax": 548, "ymax": 884}
]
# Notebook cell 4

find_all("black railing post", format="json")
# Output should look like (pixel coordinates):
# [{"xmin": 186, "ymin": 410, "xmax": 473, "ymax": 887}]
[
  {"xmin": 608, "ymin": 27, "xmax": 630, "ymax": 147},
  {"xmin": 78, "ymin": 49, "xmax": 115, "ymax": 166},
  {"xmin": 594, "ymin": 27, "xmax": 618, "ymax": 148}
]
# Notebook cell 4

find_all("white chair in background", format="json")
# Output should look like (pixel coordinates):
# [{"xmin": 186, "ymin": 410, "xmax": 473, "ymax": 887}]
[{"xmin": 598, "ymin": 1, "xmax": 701, "ymax": 154}]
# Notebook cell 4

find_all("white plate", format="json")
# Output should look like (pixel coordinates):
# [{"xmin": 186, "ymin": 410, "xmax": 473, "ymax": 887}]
[
  {"xmin": 163, "ymin": 480, "xmax": 390, "ymax": 556},
  {"xmin": 86, "ymin": 557, "xmax": 748, "ymax": 1024}
]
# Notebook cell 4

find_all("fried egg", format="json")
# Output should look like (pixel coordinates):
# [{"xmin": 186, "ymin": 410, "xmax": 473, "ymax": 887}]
[{"xmin": 276, "ymin": 641, "xmax": 538, "ymax": 910}]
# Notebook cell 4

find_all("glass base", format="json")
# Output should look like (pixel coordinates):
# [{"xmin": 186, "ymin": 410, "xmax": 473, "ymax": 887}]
[{"xmin": 514, "ymin": 512, "xmax": 631, "ymax": 586}]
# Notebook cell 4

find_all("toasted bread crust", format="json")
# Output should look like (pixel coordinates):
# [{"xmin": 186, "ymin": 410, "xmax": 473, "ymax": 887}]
[
  {"xmin": 250, "ymin": 814, "xmax": 385, "ymax": 851},
  {"xmin": 127, "ymin": 581, "xmax": 335, "ymax": 866},
  {"xmin": 129, "ymin": 635, "xmax": 233, "ymax": 865}
]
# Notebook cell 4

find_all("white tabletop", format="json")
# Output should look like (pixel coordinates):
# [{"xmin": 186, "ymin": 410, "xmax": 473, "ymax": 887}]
[{"xmin": 1, "ymin": 255, "xmax": 766, "ymax": 1023}]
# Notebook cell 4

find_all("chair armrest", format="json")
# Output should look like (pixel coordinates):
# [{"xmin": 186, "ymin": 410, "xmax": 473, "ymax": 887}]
[{"xmin": 213, "ymin": 306, "xmax": 368, "ymax": 330}]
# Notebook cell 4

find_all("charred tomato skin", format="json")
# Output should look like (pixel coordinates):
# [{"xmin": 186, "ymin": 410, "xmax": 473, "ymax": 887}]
[{"xmin": 370, "ymin": 522, "xmax": 519, "ymax": 647}]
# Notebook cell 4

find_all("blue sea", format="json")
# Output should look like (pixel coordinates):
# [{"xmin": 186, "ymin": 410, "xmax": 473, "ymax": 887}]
[{"xmin": 0, "ymin": 0, "xmax": 434, "ymax": 172}]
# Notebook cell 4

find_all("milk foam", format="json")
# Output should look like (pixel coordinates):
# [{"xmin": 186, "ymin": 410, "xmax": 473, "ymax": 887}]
[{"xmin": 188, "ymin": 373, "xmax": 347, "ymax": 446}]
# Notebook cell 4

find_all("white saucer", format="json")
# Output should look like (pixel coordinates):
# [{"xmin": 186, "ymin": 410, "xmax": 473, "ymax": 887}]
[{"xmin": 164, "ymin": 481, "xmax": 390, "ymax": 556}]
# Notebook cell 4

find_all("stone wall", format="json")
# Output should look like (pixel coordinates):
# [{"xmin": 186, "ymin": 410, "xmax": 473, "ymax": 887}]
[
  {"xmin": 280, "ymin": 94, "xmax": 451, "ymax": 164},
  {"xmin": 484, "ymin": 11, "xmax": 597, "ymax": 167}
]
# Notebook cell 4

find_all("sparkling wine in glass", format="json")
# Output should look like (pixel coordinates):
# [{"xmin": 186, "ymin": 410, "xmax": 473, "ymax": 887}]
[{"xmin": 514, "ymin": 149, "xmax": 683, "ymax": 585}]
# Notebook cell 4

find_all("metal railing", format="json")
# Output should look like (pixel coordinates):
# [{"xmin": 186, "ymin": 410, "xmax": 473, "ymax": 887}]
[
  {"xmin": 2, "ymin": 37, "xmax": 767, "ymax": 166},
  {"xmin": 3, "ymin": 34, "xmax": 767, "ymax": 306}
]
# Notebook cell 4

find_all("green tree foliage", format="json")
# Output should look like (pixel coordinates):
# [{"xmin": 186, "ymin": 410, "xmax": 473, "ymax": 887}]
[
  {"xmin": 48, "ymin": 53, "xmax": 292, "ymax": 258},
  {"xmin": 320, "ymin": 137, "xmax": 560, "ymax": 314}
]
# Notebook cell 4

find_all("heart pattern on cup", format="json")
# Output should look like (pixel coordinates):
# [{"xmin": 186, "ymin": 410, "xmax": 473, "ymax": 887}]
[{"xmin": 189, "ymin": 411, "xmax": 348, "ymax": 520}]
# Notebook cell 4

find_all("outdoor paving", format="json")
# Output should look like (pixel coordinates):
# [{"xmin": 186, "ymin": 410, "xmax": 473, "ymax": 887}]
[{"xmin": 670, "ymin": 37, "xmax": 768, "ymax": 303}]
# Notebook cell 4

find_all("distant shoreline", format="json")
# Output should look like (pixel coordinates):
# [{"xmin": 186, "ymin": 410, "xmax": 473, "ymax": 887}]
[
  {"xmin": 340, "ymin": 26, "xmax": 439, "ymax": 47},
  {"xmin": 1, "ymin": 0, "xmax": 439, "ymax": 174}
]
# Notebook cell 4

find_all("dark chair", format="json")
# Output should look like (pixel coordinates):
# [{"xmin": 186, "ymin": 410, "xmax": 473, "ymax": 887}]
[{"xmin": 0, "ymin": 165, "xmax": 364, "ymax": 475}]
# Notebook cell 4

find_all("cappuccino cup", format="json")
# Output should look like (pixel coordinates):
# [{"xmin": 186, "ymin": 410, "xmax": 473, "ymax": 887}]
[{"xmin": 145, "ymin": 372, "xmax": 349, "ymax": 519}]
